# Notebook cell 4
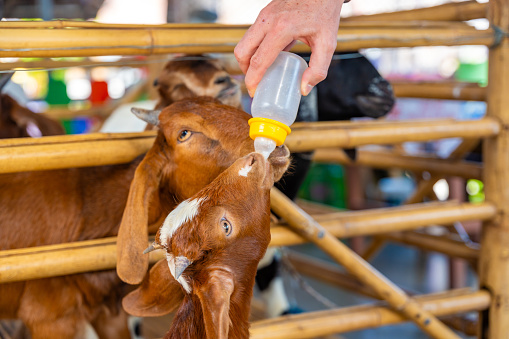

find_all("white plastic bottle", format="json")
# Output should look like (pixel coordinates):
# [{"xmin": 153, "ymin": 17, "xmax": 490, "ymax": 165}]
[{"xmin": 249, "ymin": 51, "xmax": 308, "ymax": 159}]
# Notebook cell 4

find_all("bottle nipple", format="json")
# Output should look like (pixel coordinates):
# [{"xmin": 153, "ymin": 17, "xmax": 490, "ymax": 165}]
[
  {"xmin": 248, "ymin": 117, "xmax": 292, "ymax": 159},
  {"xmin": 254, "ymin": 137, "xmax": 277, "ymax": 160}
]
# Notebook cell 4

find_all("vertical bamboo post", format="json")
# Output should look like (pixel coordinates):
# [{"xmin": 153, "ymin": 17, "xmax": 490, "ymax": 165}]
[
  {"xmin": 479, "ymin": 1, "xmax": 509, "ymax": 337},
  {"xmin": 270, "ymin": 188, "xmax": 460, "ymax": 339}
]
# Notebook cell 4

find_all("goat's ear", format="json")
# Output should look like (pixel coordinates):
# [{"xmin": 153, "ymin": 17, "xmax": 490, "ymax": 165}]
[
  {"xmin": 122, "ymin": 260, "xmax": 185, "ymax": 317},
  {"xmin": 117, "ymin": 133, "xmax": 167, "ymax": 284},
  {"xmin": 196, "ymin": 269, "xmax": 235, "ymax": 339}
]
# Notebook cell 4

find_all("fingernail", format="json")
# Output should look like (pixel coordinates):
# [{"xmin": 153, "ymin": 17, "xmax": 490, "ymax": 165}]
[
  {"xmin": 248, "ymin": 87, "xmax": 256, "ymax": 98},
  {"xmin": 302, "ymin": 84, "xmax": 313, "ymax": 96}
]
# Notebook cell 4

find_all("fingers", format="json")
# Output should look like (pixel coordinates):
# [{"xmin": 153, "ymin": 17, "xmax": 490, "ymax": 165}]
[
  {"xmin": 234, "ymin": 24, "xmax": 267, "ymax": 75},
  {"xmin": 244, "ymin": 33, "xmax": 294, "ymax": 97},
  {"xmin": 301, "ymin": 36, "xmax": 337, "ymax": 96}
]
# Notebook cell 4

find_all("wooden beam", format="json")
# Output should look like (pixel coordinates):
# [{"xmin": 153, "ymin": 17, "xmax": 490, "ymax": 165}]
[
  {"xmin": 479, "ymin": 1, "xmax": 509, "ymax": 337},
  {"xmin": 250, "ymin": 289, "xmax": 489, "ymax": 338},
  {"xmin": 313, "ymin": 148, "xmax": 483, "ymax": 180},
  {"xmin": 270, "ymin": 189, "xmax": 461, "ymax": 339},
  {"xmin": 392, "ymin": 81, "xmax": 487, "ymax": 102},
  {"xmin": 0, "ymin": 24, "xmax": 494, "ymax": 58},
  {"xmin": 0, "ymin": 201, "xmax": 495, "ymax": 284},
  {"xmin": 0, "ymin": 119, "xmax": 498, "ymax": 174},
  {"xmin": 343, "ymin": 1, "xmax": 487, "ymax": 23}
]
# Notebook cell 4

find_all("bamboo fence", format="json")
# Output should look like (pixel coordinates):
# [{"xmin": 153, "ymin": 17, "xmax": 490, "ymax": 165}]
[
  {"xmin": 0, "ymin": 200, "xmax": 494, "ymax": 284},
  {"xmin": 0, "ymin": 0, "xmax": 507, "ymax": 337}
]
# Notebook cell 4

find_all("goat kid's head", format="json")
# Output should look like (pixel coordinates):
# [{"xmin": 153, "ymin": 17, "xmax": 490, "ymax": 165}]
[
  {"xmin": 154, "ymin": 56, "xmax": 242, "ymax": 110},
  {"xmin": 118, "ymin": 97, "xmax": 290, "ymax": 284},
  {"xmin": 123, "ymin": 153, "xmax": 275, "ymax": 338},
  {"xmin": 0, "ymin": 73, "xmax": 65, "ymax": 139}
]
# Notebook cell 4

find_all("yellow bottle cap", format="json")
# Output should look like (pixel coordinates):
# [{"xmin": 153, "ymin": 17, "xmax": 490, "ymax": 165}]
[{"xmin": 248, "ymin": 117, "xmax": 292, "ymax": 146}]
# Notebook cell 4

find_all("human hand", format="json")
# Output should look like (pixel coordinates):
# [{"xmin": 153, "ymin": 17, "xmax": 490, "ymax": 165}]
[{"xmin": 234, "ymin": 0, "xmax": 345, "ymax": 97}]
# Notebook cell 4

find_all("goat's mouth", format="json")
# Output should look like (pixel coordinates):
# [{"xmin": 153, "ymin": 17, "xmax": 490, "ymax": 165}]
[
  {"xmin": 268, "ymin": 145, "xmax": 290, "ymax": 165},
  {"xmin": 217, "ymin": 83, "xmax": 240, "ymax": 99}
]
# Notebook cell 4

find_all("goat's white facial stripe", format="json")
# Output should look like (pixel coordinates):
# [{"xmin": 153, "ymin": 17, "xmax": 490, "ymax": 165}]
[
  {"xmin": 166, "ymin": 253, "xmax": 192, "ymax": 293},
  {"xmin": 238, "ymin": 165, "xmax": 252, "ymax": 177},
  {"xmin": 159, "ymin": 197, "xmax": 205, "ymax": 247}
]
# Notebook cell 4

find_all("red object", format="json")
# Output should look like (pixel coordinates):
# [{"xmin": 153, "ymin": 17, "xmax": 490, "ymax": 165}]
[{"xmin": 90, "ymin": 81, "xmax": 109, "ymax": 105}]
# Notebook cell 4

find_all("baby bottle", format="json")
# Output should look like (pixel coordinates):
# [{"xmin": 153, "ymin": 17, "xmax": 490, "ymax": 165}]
[{"xmin": 249, "ymin": 51, "xmax": 308, "ymax": 159}]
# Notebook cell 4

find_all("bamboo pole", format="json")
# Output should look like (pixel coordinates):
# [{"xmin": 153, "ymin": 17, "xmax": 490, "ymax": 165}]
[
  {"xmin": 0, "ymin": 132, "xmax": 156, "ymax": 174},
  {"xmin": 0, "ymin": 201, "xmax": 495, "ymax": 284},
  {"xmin": 343, "ymin": 1, "xmax": 487, "ymax": 23},
  {"xmin": 312, "ymin": 148, "xmax": 483, "ymax": 180},
  {"xmin": 285, "ymin": 251, "xmax": 383, "ymax": 300},
  {"xmin": 361, "ymin": 237, "xmax": 386, "ymax": 261},
  {"xmin": 382, "ymin": 231, "xmax": 479, "ymax": 262},
  {"xmin": 0, "ymin": 119, "xmax": 497, "ymax": 174},
  {"xmin": 0, "ymin": 20, "xmax": 474, "ymax": 30},
  {"xmin": 269, "ymin": 188, "xmax": 461, "ymax": 339},
  {"xmin": 0, "ymin": 25, "xmax": 494, "ymax": 58},
  {"xmin": 286, "ymin": 118, "xmax": 499, "ymax": 152},
  {"xmin": 271, "ymin": 201, "xmax": 496, "ymax": 246},
  {"xmin": 392, "ymin": 81, "xmax": 487, "ymax": 101},
  {"xmin": 479, "ymin": 1, "xmax": 509, "ymax": 337},
  {"xmin": 250, "ymin": 289, "xmax": 489, "ymax": 339},
  {"xmin": 287, "ymin": 252, "xmax": 478, "ymax": 336}
]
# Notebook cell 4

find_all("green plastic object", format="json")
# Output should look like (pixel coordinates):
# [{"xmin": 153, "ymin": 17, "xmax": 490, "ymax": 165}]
[{"xmin": 298, "ymin": 163, "xmax": 347, "ymax": 209}]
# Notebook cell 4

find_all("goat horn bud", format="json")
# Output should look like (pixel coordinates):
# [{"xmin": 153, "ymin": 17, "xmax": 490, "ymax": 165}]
[
  {"xmin": 143, "ymin": 242, "xmax": 163, "ymax": 254},
  {"xmin": 174, "ymin": 256, "xmax": 191, "ymax": 280},
  {"xmin": 131, "ymin": 107, "xmax": 161, "ymax": 126}
]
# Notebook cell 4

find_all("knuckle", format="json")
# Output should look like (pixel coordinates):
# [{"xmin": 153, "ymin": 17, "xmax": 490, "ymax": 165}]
[
  {"xmin": 250, "ymin": 54, "xmax": 264, "ymax": 70},
  {"xmin": 313, "ymin": 68, "xmax": 328, "ymax": 82}
]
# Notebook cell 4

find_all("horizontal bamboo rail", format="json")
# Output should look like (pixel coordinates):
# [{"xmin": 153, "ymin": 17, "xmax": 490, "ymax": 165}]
[
  {"xmin": 250, "ymin": 289, "xmax": 490, "ymax": 338},
  {"xmin": 313, "ymin": 148, "xmax": 482, "ymax": 179},
  {"xmin": 343, "ymin": 1, "xmax": 487, "ymax": 23},
  {"xmin": 270, "ymin": 201, "xmax": 496, "ymax": 246},
  {"xmin": 287, "ymin": 118, "xmax": 499, "ymax": 152},
  {"xmin": 0, "ymin": 132, "xmax": 156, "ymax": 174},
  {"xmin": 0, "ymin": 118, "xmax": 499, "ymax": 174},
  {"xmin": 0, "ymin": 201, "xmax": 495, "ymax": 284},
  {"xmin": 0, "ymin": 24, "xmax": 494, "ymax": 58},
  {"xmin": 382, "ymin": 231, "xmax": 479, "ymax": 261},
  {"xmin": 0, "ymin": 20, "xmax": 473, "ymax": 30},
  {"xmin": 392, "ymin": 81, "xmax": 487, "ymax": 101}
]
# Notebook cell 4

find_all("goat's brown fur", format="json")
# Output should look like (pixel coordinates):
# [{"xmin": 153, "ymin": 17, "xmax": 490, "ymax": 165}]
[
  {"xmin": 124, "ymin": 153, "xmax": 281, "ymax": 338},
  {"xmin": 154, "ymin": 56, "xmax": 242, "ymax": 110},
  {"xmin": 0, "ymin": 97, "xmax": 289, "ymax": 338},
  {"xmin": 0, "ymin": 94, "xmax": 65, "ymax": 139}
]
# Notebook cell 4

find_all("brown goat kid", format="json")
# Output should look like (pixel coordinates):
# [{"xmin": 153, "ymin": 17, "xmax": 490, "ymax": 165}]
[
  {"xmin": 0, "ymin": 74, "xmax": 64, "ymax": 139},
  {"xmin": 154, "ymin": 56, "xmax": 242, "ymax": 110},
  {"xmin": 0, "ymin": 97, "xmax": 290, "ymax": 339},
  {"xmin": 124, "ymin": 152, "xmax": 281, "ymax": 339}
]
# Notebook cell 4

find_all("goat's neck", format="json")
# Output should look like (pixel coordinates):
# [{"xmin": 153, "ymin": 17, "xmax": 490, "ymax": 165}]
[{"xmin": 166, "ymin": 285, "xmax": 253, "ymax": 339}]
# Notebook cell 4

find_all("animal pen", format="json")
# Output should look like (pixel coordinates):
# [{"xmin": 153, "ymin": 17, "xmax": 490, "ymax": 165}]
[{"xmin": 0, "ymin": 0, "xmax": 507, "ymax": 338}]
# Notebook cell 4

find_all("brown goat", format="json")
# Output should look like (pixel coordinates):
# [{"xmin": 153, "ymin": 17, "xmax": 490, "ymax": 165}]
[
  {"xmin": 154, "ymin": 56, "xmax": 242, "ymax": 110},
  {"xmin": 0, "ymin": 97, "xmax": 290, "ymax": 339},
  {"xmin": 123, "ymin": 152, "xmax": 279, "ymax": 338},
  {"xmin": 0, "ymin": 74, "xmax": 65, "ymax": 139}
]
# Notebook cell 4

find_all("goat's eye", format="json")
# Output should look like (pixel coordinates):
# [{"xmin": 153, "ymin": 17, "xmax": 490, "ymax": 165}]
[
  {"xmin": 214, "ymin": 77, "xmax": 229, "ymax": 85},
  {"xmin": 178, "ymin": 130, "xmax": 191, "ymax": 142},
  {"xmin": 221, "ymin": 218, "xmax": 232, "ymax": 236}
]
